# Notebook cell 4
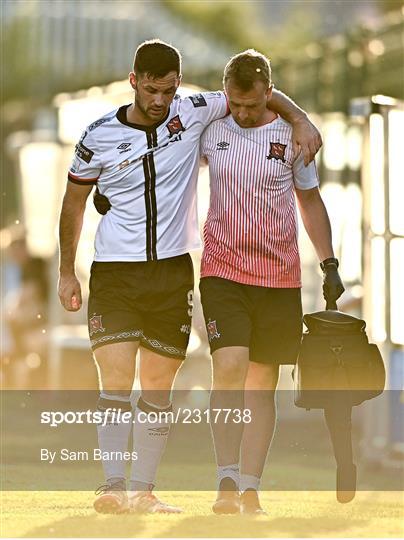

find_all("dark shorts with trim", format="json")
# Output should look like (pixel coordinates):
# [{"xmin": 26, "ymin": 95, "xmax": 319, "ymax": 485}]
[
  {"xmin": 88, "ymin": 254, "xmax": 194, "ymax": 359},
  {"xmin": 199, "ymin": 276, "xmax": 302, "ymax": 364}
]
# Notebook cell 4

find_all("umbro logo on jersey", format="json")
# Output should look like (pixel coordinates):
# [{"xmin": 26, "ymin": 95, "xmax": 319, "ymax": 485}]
[
  {"xmin": 117, "ymin": 142, "xmax": 131, "ymax": 153},
  {"xmin": 267, "ymin": 142, "xmax": 287, "ymax": 162},
  {"xmin": 216, "ymin": 141, "xmax": 230, "ymax": 150}
]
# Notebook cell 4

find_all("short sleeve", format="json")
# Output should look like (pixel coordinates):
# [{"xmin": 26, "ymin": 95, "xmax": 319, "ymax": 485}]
[
  {"xmin": 68, "ymin": 130, "xmax": 102, "ymax": 186},
  {"xmin": 200, "ymin": 126, "xmax": 210, "ymax": 159},
  {"xmin": 292, "ymin": 152, "xmax": 319, "ymax": 190},
  {"xmin": 187, "ymin": 91, "xmax": 228, "ymax": 127}
]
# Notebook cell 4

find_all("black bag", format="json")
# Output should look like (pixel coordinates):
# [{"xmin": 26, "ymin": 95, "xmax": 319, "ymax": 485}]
[{"xmin": 294, "ymin": 310, "xmax": 385, "ymax": 409}]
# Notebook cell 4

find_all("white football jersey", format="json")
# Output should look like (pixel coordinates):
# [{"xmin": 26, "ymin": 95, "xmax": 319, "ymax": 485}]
[
  {"xmin": 200, "ymin": 115, "xmax": 319, "ymax": 287},
  {"xmin": 68, "ymin": 91, "xmax": 228, "ymax": 261}
]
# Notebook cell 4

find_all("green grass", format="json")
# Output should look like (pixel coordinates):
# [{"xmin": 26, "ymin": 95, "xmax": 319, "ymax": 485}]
[{"xmin": 1, "ymin": 490, "xmax": 403, "ymax": 538}]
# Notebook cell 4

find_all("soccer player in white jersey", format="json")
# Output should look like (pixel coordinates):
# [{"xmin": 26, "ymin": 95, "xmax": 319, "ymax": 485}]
[
  {"xmin": 58, "ymin": 39, "xmax": 323, "ymax": 514},
  {"xmin": 199, "ymin": 50, "xmax": 344, "ymax": 514}
]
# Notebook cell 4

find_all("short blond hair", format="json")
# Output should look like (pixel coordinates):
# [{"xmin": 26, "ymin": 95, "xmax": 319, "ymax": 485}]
[{"xmin": 223, "ymin": 49, "xmax": 271, "ymax": 90}]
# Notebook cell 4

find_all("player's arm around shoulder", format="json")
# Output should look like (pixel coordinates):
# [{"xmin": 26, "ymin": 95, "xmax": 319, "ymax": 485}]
[
  {"xmin": 183, "ymin": 90, "xmax": 228, "ymax": 127},
  {"xmin": 269, "ymin": 88, "xmax": 322, "ymax": 166}
]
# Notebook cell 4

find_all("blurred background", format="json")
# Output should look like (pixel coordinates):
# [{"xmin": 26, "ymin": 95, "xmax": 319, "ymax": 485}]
[{"xmin": 1, "ymin": 0, "xmax": 403, "ymax": 471}]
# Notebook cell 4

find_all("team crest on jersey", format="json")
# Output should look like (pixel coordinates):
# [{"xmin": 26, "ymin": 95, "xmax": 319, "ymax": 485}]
[
  {"xmin": 89, "ymin": 314, "xmax": 105, "ymax": 336},
  {"xmin": 267, "ymin": 142, "xmax": 287, "ymax": 162},
  {"xmin": 166, "ymin": 115, "xmax": 185, "ymax": 137},
  {"xmin": 206, "ymin": 319, "xmax": 221, "ymax": 342}
]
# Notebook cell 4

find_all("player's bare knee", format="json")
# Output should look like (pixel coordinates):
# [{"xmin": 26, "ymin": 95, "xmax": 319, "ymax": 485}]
[
  {"xmin": 213, "ymin": 357, "xmax": 247, "ymax": 389},
  {"xmin": 139, "ymin": 348, "xmax": 182, "ymax": 391},
  {"xmin": 141, "ymin": 370, "xmax": 176, "ymax": 391},
  {"xmin": 245, "ymin": 363, "xmax": 279, "ymax": 391},
  {"xmin": 100, "ymin": 370, "xmax": 134, "ymax": 393}
]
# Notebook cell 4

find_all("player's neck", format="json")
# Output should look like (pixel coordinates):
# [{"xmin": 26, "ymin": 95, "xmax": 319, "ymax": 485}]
[
  {"xmin": 254, "ymin": 109, "xmax": 278, "ymax": 127},
  {"xmin": 127, "ymin": 103, "xmax": 156, "ymax": 127}
]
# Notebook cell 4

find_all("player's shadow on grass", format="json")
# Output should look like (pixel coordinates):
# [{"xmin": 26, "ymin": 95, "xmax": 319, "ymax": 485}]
[
  {"xmin": 19, "ymin": 513, "xmax": 369, "ymax": 539},
  {"xmin": 158, "ymin": 514, "xmax": 369, "ymax": 538},
  {"xmin": 21, "ymin": 514, "xmax": 149, "ymax": 538},
  {"xmin": 20, "ymin": 509, "xmax": 370, "ymax": 538}
]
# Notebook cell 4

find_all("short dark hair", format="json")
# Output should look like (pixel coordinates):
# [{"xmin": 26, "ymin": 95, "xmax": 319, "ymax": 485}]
[
  {"xmin": 223, "ymin": 49, "xmax": 271, "ymax": 91},
  {"xmin": 133, "ymin": 39, "xmax": 181, "ymax": 78}
]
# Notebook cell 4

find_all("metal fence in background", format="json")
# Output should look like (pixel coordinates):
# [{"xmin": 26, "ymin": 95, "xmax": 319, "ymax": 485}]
[
  {"xmin": 2, "ymin": 2, "xmax": 403, "ymax": 109},
  {"xmin": 2, "ymin": 0, "xmax": 231, "ymax": 101},
  {"xmin": 274, "ymin": 9, "xmax": 404, "ymax": 113}
]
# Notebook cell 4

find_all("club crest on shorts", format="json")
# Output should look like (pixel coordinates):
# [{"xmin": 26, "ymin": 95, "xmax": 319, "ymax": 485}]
[
  {"xmin": 267, "ymin": 142, "xmax": 287, "ymax": 162},
  {"xmin": 207, "ymin": 319, "xmax": 221, "ymax": 342},
  {"xmin": 166, "ymin": 115, "xmax": 185, "ymax": 137},
  {"xmin": 89, "ymin": 314, "xmax": 105, "ymax": 336}
]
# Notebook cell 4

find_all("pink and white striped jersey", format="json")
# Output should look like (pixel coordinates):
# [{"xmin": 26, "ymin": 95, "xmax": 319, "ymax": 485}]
[{"xmin": 200, "ymin": 114, "xmax": 319, "ymax": 288}]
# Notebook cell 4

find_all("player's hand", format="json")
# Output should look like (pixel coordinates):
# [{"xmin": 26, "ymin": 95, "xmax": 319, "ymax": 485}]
[
  {"xmin": 292, "ymin": 116, "xmax": 322, "ymax": 166},
  {"xmin": 58, "ymin": 273, "xmax": 82, "ymax": 311},
  {"xmin": 320, "ymin": 258, "xmax": 345, "ymax": 310},
  {"xmin": 93, "ymin": 188, "xmax": 111, "ymax": 215}
]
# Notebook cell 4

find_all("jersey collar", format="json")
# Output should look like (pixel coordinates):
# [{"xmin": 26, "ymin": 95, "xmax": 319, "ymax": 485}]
[{"xmin": 116, "ymin": 104, "xmax": 170, "ymax": 132}]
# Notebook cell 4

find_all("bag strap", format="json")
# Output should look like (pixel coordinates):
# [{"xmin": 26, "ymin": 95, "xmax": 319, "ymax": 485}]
[{"xmin": 326, "ymin": 299, "xmax": 338, "ymax": 310}]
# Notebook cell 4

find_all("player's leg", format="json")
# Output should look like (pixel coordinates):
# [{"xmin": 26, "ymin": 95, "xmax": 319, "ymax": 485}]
[
  {"xmin": 200, "ymin": 277, "xmax": 252, "ymax": 514},
  {"xmin": 129, "ymin": 253, "xmax": 193, "ymax": 514},
  {"xmin": 210, "ymin": 346, "xmax": 249, "ymax": 514},
  {"xmin": 211, "ymin": 346, "xmax": 249, "ymax": 475},
  {"xmin": 132, "ymin": 347, "xmax": 182, "ymax": 489},
  {"xmin": 88, "ymin": 262, "xmax": 143, "ymax": 513},
  {"xmin": 92, "ymin": 341, "xmax": 138, "ymax": 513},
  {"xmin": 239, "ymin": 287, "xmax": 302, "ymax": 514},
  {"xmin": 239, "ymin": 361, "xmax": 279, "ymax": 515},
  {"xmin": 129, "ymin": 348, "xmax": 183, "ymax": 513}
]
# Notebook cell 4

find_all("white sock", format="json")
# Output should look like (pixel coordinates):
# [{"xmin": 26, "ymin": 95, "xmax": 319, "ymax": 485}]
[
  {"xmin": 130, "ymin": 396, "xmax": 172, "ymax": 490},
  {"xmin": 96, "ymin": 394, "xmax": 132, "ymax": 483},
  {"xmin": 239, "ymin": 473, "xmax": 260, "ymax": 493},
  {"xmin": 217, "ymin": 464, "xmax": 239, "ymax": 489},
  {"xmin": 99, "ymin": 391, "xmax": 133, "ymax": 403}
]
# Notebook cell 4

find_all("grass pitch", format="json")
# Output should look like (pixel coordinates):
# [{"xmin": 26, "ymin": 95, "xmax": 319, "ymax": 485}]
[{"xmin": 1, "ymin": 490, "xmax": 403, "ymax": 538}]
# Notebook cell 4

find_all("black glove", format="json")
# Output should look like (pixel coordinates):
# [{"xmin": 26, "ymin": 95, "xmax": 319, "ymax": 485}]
[
  {"xmin": 320, "ymin": 257, "xmax": 345, "ymax": 310},
  {"xmin": 93, "ymin": 188, "xmax": 111, "ymax": 215}
]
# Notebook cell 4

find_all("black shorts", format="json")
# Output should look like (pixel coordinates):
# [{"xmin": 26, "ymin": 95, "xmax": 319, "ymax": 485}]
[
  {"xmin": 88, "ymin": 254, "xmax": 194, "ymax": 359},
  {"xmin": 199, "ymin": 276, "xmax": 302, "ymax": 364}
]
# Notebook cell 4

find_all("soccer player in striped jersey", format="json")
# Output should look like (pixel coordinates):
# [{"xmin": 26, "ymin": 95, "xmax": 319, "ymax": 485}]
[
  {"xmin": 199, "ymin": 50, "xmax": 344, "ymax": 514},
  {"xmin": 58, "ymin": 39, "xmax": 323, "ymax": 515}
]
